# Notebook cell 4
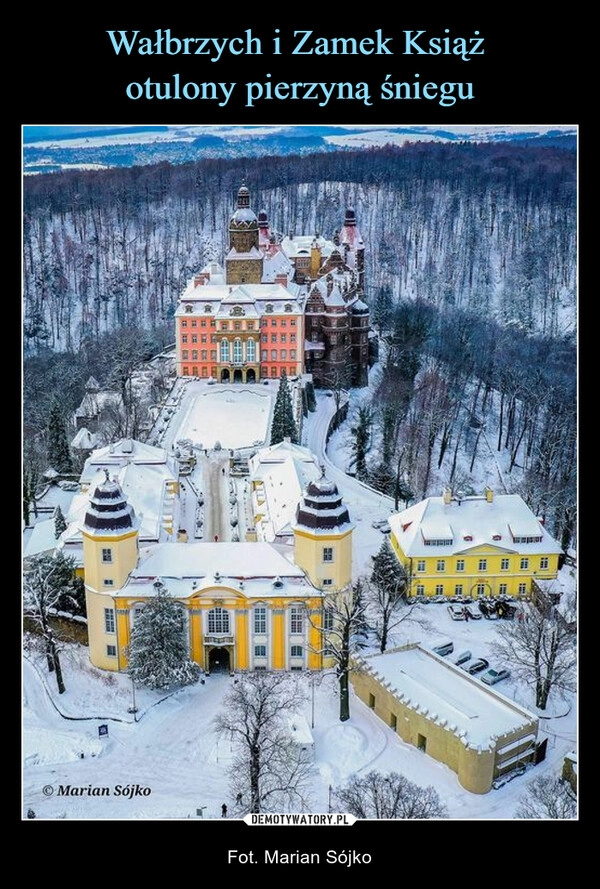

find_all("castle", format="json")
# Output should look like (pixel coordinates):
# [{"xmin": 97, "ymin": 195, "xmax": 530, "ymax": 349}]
[{"xmin": 175, "ymin": 184, "xmax": 370, "ymax": 387}]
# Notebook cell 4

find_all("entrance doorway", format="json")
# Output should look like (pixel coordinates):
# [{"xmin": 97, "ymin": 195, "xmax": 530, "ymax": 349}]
[
  {"xmin": 208, "ymin": 647, "xmax": 231, "ymax": 673},
  {"xmin": 221, "ymin": 369, "xmax": 230, "ymax": 383},
  {"xmin": 246, "ymin": 368, "xmax": 256, "ymax": 383},
  {"xmin": 233, "ymin": 369, "xmax": 243, "ymax": 383}
]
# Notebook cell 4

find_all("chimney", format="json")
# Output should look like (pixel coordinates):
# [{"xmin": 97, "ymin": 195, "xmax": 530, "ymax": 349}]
[
  {"xmin": 275, "ymin": 273, "xmax": 288, "ymax": 287},
  {"xmin": 443, "ymin": 487, "xmax": 452, "ymax": 505},
  {"xmin": 484, "ymin": 487, "xmax": 494, "ymax": 503}
]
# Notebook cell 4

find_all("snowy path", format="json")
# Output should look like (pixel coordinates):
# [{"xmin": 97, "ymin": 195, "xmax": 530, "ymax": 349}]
[{"xmin": 200, "ymin": 452, "xmax": 230, "ymax": 543}]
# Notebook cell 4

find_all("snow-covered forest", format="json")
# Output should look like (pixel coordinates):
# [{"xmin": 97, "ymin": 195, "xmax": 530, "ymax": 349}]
[{"xmin": 23, "ymin": 141, "xmax": 577, "ymax": 548}]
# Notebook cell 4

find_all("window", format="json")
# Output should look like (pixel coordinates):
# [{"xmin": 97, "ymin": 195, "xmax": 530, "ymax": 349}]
[
  {"xmin": 291, "ymin": 320, "xmax": 296, "ymax": 326},
  {"xmin": 191, "ymin": 334, "xmax": 198, "ymax": 343},
  {"xmin": 234, "ymin": 321, "xmax": 241, "ymax": 330},
  {"xmin": 271, "ymin": 368, "xmax": 277, "ymax": 378},
  {"xmin": 499, "ymin": 583, "xmax": 508, "ymax": 596},
  {"xmin": 424, "ymin": 538, "xmax": 453, "ymax": 546},
  {"xmin": 181, "ymin": 320, "xmax": 188, "ymax": 328},
  {"xmin": 520, "ymin": 558, "xmax": 529, "ymax": 570},
  {"xmin": 540, "ymin": 557, "xmax": 549, "ymax": 569},
  {"xmin": 192, "ymin": 366, "xmax": 199, "ymax": 376},
  {"xmin": 106, "ymin": 645, "xmax": 117, "ymax": 658},
  {"xmin": 271, "ymin": 350, "xmax": 277, "ymax": 360},
  {"xmin": 291, "ymin": 334, "xmax": 296, "ymax": 343},
  {"xmin": 220, "ymin": 339, "xmax": 229, "ymax": 362},
  {"xmin": 183, "ymin": 367, "xmax": 189, "ymax": 376},
  {"xmin": 271, "ymin": 334, "xmax": 277, "ymax": 343},
  {"xmin": 211, "ymin": 351, "xmax": 217, "ymax": 361},
  {"xmin": 201, "ymin": 350, "xmax": 207, "ymax": 360},
  {"xmin": 476, "ymin": 583, "xmax": 486, "ymax": 596},
  {"xmin": 103, "ymin": 579, "xmax": 114, "ymax": 587},
  {"xmin": 102, "ymin": 548, "xmax": 112, "ymax": 563},
  {"xmin": 261, "ymin": 334, "xmax": 268, "ymax": 343},
  {"xmin": 456, "ymin": 559, "xmax": 465, "ymax": 572},
  {"xmin": 501, "ymin": 558, "xmax": 510, "ymax": 571},
  {"xmin": 323, "ymin": 607, "xmax": 334, "ymax": 631},
  {"xmin": 233, "ymin": 339, "xmax": 243, "ymax": 363},
  {"xmin": 254, "ymin": 645, "xmax": 267, "ymax": 658},
  {"xmin": 254, "ymin": 606, "xmax": 267, "ymax": 635},
  {"xmin": 323, "ymin": 547, "xmax": 334, "ymax": 563},
  {"xmin": 322, "ymin": 578, "xmax": 334, "ymax": 587},
  {"xmin": 200, "ymin": 320, "xmax": 206, "ymax": 327},
  {"xmin": 512, "ymin": 535, "xmax": 542, "ymax": 544},
  {"xmin": 247, "ymin": 322, "xmax": 254, "ymax": 330},
  {"xmin": 291, "ymin": 645, "xmax": 303, "ymax": 658},
  {"xmin": 455, "ymin": 584, "xmax": 463, "ymax": 596},
  {"xmin": 104, "ymin": 608, "xmax": 115, "ymax": 634},
  {"xmin": 182, "ymin": 350, "xmax": 188, "ymax": 360},
  {"xmin": 182, "ymin": 334, "xmax": 188, "ymax": 343},
  {"xmin": 435, "ymin": 584, "xmax": 444, "ymax": 595},
  {"xmin": 261, "ymin": 350, "xmax": 268, "ymax": 361},
  {"xmin": 417, "ymin": 560, "xmax": 426, "ymax": 572},
  {"xmin": 201, "ymin": 334, "xmax": 207, "ymax": 343},
  {"xmin": 221, "ymin": 322, "xmax": 228, "ymax": 330},
  {"xmin": 281, "ymin": 350, "xmax": 287, "ymax": 360},
  {"xmin": 271, "ymin": 320, "xmax": 277, "ymax": 327},
  {"xmin": 478, "ymin": 559, "xmax": 487, "ymax": 571},
  {"xmin": 192, "ymin": 349, "xmax": 198, "ymax": 360},
  {"xmin": 208, "ymin": 607, "xmax": 230, "ymax": 634},
  {"xmin": 280, "ymin": 334, "xmax": 287, "ymax": 343},
  {"xmin": 290, "ymin": 350, "xmax": 296, "ymax": 359},
  {"xmin": 247, "ymin": 339, "xmax": 256, "ymax": 362},
  {"xmin": 290, "ymin": 606, "xmax": 304, "ymax": 634},
  {"xmin": 436, "ymin": 560, "xmax": 445, "ymax": 572},
  {"xmin": 416, "ymin": 584, "xmax": 425, "ymax": 596},
  {"xmin": 132, "ymin": 604, "xmax": 145, "ymax": 624},
  {"xmin": 191, "ymin": 320, "xmax": 197, "ymax": 327},
  {"xmin": 518, "ymin": 582, "xmax": 528, "ymax": 595}
]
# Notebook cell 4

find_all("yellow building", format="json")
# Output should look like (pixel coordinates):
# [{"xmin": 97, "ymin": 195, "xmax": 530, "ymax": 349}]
[
  {"xmin": 82, "ymin": 470, "xmax": 354, "ymax": 674},
  {"xmin": 351, "ymin": 644, "xmax": 539, "ymax": 793},
  {"xmin": 388, "ymin": 487, "xmax": 562, "ymax": 600}
]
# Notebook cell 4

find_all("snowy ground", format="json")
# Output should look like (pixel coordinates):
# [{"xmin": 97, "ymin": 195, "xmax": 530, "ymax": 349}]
[
  {"xmin": 160, "ymin": 380, "xmax": 275, "ymax": 451},
  {"xmin": 22, "ymin": 595, "xmax": 576, "ymax": 822}
]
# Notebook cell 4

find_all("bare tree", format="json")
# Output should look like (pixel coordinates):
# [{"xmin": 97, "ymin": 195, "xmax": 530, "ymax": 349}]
[
  {"xmin": 368, "ymin": 537, "xmax": 414, "ymax": 653},
  {"xmin": 23, "ymin": 552, "xmax": 76, "ymax": 694},
  {"xmin": 318, "ymin": 580, "xmax": 369, "ymax": 722},
  {"xmin": 516, "ymin": 774, "xmax": 577, "ymax": 820},
  {"xmin": 214, "ymin": 673, "xmax": 312, "ymax": 814},
  {"xmin": 332, "ymin": 770, "xmax": 447, "ymax": 819},
  {"xmin": 493, "ymin": 599, "xmax": 576, "ymax": 710}
]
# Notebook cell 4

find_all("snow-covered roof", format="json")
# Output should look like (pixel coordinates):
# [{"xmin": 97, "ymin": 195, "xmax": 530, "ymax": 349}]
[
  {"xmin": 79, "ymin": 439, "xmax": 175, "ymax": 484},
  {"xmin": 71, "ymin": 427, "xmax": 101, "ymax": 450},
  {"xmin": 23, "ymin": 519, "xmax": 57, "ymax": 559},
  {"xmin": 359, "ymin": 645, "xmax": 538, "ymax": 750},
  {"xmin": 388, "ymin": 493, "xmax": 562, "ymax": 556},
  {"xmin": 118, "ymin": 542, "xmax": 317, "ymax": 599},
  {"xmin": 176, "ymin": 282, "xmax": 303, "ymax": 315},
  {"xmin": 281, "ymin": 234, "xmax": 334, "ymax": 259},
  {"xmin": 249, "ymin": 442, "xmax": 321, "ymax": 541},
  {"xmin": 74, "ymin": 390, "xmax": 124, "ymax": 419}
]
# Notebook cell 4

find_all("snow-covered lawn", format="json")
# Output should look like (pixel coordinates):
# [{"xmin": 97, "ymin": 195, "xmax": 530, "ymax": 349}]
[{"xmin": 22, "ymin": 594, "xmax": 577, "ymax": 822}]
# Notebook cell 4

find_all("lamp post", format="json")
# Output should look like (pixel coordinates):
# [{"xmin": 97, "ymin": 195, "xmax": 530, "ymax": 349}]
[{"xmin": 128, "ymin": 675, "xmax": 138, "ymax": 722}]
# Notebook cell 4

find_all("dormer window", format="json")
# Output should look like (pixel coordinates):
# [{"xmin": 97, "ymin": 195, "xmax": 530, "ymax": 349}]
[
  {"xmin": 463, "ymin": 535, "xmax": 473, "ymax": 542},
  {"xmin": 185, "ymin": 304, "xmax": 193, "ymax": 313},
  {"xmin": 265, "ymin": 304, "xmax": 274, "ymax": 313},
  {"xmin": 204, "ymin": 305, "xmax": 212, "ymax": 313}
]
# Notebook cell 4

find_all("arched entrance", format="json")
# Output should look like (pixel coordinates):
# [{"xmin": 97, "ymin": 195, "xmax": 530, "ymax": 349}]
[
  {"xmin": 221, "ymin": 368, "xmax": 230, "ymax": 383},
  {"xmin": 246, "ymin": 368, "xmax": 256, "ymax": 383},
  {"xmin": 208, "ymin": 647, "xmax": 231, "ymax": 673},
  {"xmin": 233, "ymin": 369, "xmax": 243, "ymax": 383}
]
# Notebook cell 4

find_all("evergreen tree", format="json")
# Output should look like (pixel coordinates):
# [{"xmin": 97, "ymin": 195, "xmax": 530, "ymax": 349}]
[
  {"xmin": 126, "ymin": 580, "xmax": 201, "ymax": 690},
  {"xmin": 369, "ymin": 537, "xmax": 409, "ymax": 652},
  {"xmin": 54, "ymin": 505, "xmax": 67, "ymax": 539},
  {"xmin": 349, "ymin": 405, "xmax": 372, "ymax": 480},
  {"xmin": 46, "ymin": 402, "xmax": 73, "ymax": 474},
  {"xmin": 270, "ymin": 372, "xmax": 299, "ymax": 445}
]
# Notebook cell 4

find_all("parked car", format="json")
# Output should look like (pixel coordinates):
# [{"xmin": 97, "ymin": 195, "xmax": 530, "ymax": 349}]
[
  {"xmin": 447, "ymin": 604, "xmax": 466, "ymax": 621},
  {"xmin": 478, "ymin": 600, "xmax": 499, "ymax": 620},
  {"xmin": 463, "ymin": 603, "xmax": 482, "ymax": 620},
  {"xmin": 462, "ymin": 657, "xmax": 489, "ymax": 675},
  {"xmin": 496, "ymin": 601, "xmax": 517, "ymax": 620},
  {"xmin": 451, "ymin": 650, "xmax": 472, "ymax": 667},
  {"xmin": 432, "ymin": 640, "xmax": 454, "ymax": 657},
  {"xmin": 481, "ymin": 667, "xmax": 511, "ymax": 685}
]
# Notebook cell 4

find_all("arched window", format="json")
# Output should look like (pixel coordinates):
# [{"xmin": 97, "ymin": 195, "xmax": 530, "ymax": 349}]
[
  {"xmin": 246, "ymin": 338, "xmax": 256, "ymax": 362},
  {"xmin": 208, "ymin": 607, "xmax": 230, "ymax": 634},
  {"xmin": 220, "ymin": 339, "xmax": 229, "ymax": 363},
  {"xmin": 233, "ymin": 339, "xmax": 243, "ymax": 363}
]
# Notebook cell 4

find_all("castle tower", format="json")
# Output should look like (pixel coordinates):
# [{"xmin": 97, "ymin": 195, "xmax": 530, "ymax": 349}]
[
  {"xmin": 339, "ymin": 207, "xmax": 365, "ymax": 293},
  {"xmin": 81, "ymin": 472, "xmax": 139, "ymax": 670},
  {"xmin": 226, "ymin": 184, "xmax": 263, "ymax": 284},
  {"xmin": 293, "ymin": 475, "xmax": 354, "ymax": 591}
]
